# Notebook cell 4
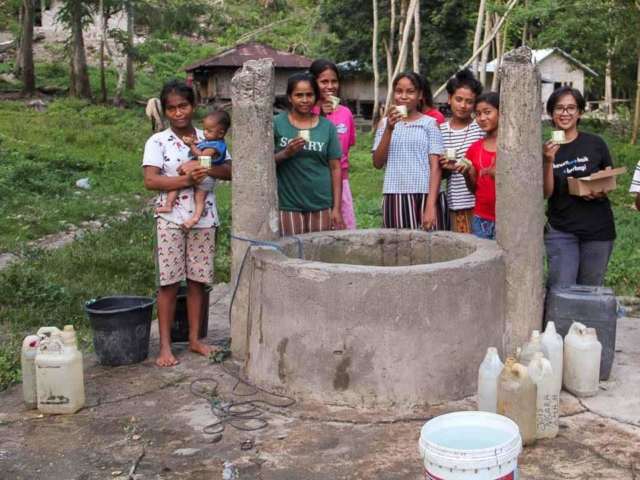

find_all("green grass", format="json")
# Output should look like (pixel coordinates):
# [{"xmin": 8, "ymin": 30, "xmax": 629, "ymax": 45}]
[
  {"xmin": 0, "ymin": 99, "xmax": 151, "ymax": 251},
  {"xmin": 1, "ymin": 108, "xmax": 640, "ymax": 391}
]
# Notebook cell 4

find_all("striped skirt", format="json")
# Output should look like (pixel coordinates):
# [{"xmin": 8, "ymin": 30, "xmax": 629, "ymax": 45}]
[
  {"xmin": 279, "ymin": 208, "xmax": 332, "ymax": 236},
  {"xmin": 382, "ymin": 192, "xmax": 450, "ymax": 230}
]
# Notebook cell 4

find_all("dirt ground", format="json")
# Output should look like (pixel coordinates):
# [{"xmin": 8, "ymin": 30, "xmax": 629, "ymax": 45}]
[{"xmin": 1, "ymin": 284, "xmax": 639, "ymax": 479}]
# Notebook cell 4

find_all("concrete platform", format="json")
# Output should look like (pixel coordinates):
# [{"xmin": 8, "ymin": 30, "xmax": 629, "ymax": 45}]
[{"xmin": 1, "ymin": 284, "xmax": 639, "ymax": 479}]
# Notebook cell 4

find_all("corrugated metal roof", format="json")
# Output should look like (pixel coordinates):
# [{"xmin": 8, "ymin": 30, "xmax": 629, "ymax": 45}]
[{"xmin": 184, "ymin": 42, "xmax": 312, "ymax": 71}]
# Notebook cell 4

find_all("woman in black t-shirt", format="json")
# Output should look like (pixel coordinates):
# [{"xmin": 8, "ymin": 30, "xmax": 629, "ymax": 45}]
[{"xmin": 542, "ymin": 87, "xmax": 615, "ymax": 289}]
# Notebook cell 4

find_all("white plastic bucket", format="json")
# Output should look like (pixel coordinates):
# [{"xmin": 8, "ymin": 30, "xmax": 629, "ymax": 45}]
[{"xmin": 418, "ymin": 411, "xmax": 522, "ymax": 480}]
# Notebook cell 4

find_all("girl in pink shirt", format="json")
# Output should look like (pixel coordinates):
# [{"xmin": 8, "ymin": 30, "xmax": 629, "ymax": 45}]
[{"xmin": 310, "ymin": 59, "xmax": 357, "ymax": 229}]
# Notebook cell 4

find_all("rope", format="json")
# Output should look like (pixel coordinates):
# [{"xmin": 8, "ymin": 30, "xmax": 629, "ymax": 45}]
[
  {"xmin": 188, "ymin": 233, "xmax": 302, "ymax": 436},
  {"xmin": 189, "ymin": 355, "xmax": 295, "ymax": 435}
]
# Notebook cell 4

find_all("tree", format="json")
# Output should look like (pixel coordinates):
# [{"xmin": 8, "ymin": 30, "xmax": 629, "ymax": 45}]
[
  {"xmin": 372, "ymin": 0, "xmax": 380, "ymax": 126},
  {"xmin": 98, "ymin": 0, "xmax": 107, "ymax": 102},
  {"xmin": 320, "ymin": 0, "xmax": 479, "ymax": 85},
  {"xmin": 412, "ymin": 0, "xmax": 420, "ymax": 72},
  {"xmin": 472, "ymin": 0, "xmax": 487, "ymax": 75},
  {"xmin": 57, "ymin": 0, "xmax": 94, "ymax": 100},
  {"xmin": 20, "ymin": 0, "xmax": 35, "ymax": 96},
  {"xmin": 125, "ymin": 0, "xmax": 134, "ymax": 90}
]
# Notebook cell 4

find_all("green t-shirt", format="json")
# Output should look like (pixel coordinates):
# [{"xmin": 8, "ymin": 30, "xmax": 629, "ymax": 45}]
[{"xmin": 274, "ymin": 113, "xmax": 343, "ymax": 212}]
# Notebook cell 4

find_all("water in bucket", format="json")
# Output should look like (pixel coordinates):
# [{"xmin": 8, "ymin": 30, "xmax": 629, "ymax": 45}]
[{"xmin": 419, "ymin": 411, "xmax": 522, "ymax": 480}]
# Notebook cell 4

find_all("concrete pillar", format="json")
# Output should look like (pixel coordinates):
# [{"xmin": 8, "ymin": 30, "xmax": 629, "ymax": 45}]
[
  {"xmin": 229, "ymin": 59, "xmax": 279, "ymax": 359},
  {"xmin": 496, "ymin": 47, "xmax": 544, "ymax": 356}
]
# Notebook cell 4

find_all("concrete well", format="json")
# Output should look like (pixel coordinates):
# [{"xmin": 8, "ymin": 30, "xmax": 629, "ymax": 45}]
[{"xmin": 242, "ymin": 229, "xmax": 505, "ymax": 407}]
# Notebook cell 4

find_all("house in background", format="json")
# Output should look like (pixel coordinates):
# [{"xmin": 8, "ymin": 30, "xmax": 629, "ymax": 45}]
[
  {"xmin": 184, "ymin": 42, "xmax": 311, "ymax": 107},
  {"xmin": 336, "ymin": 60, "xmax": 387, "ymax": 123},
  {"xmin": 482, "ymin": 48, "xmax": 598, "ymax": 108}
]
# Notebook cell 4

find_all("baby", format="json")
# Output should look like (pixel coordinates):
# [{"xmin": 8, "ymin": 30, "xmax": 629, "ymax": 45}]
[{"xmin": 157, "ymin": 110, "xmax": 230, "ymax": 229}]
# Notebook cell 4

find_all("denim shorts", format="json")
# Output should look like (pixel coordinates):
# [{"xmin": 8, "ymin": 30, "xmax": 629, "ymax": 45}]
[{"xmin": 472, "ymin": 214, "xmax": 496, "ymax": 240}]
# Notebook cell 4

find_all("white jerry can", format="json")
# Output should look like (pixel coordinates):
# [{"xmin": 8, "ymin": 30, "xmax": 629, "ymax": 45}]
[
  {"xmin": 563, "ymin": 322, "xmax": 602, "ymax": 398},
  {"xmin": 477, "ymin": 347, "xmax": 504, "ymax": 413},
  {"xmin": 35, "ymin": 325, "xmax": 85, "ymax": 414},
  {"xmin": 528, "ymin": 352, "xmax": 559, "ymax": 439},
  {"xmin": 21, "ymin": 334, "xmax": 42, "ymax": 409}
]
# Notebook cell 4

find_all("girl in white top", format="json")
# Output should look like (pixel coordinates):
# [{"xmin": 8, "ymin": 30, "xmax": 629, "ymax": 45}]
[
  {"xmin": 372, "ymin": 72, "xmax": 445, "ymax": 230},
  {"xmin": 439, "ymin": 69, "xmax": 485, "ymax": 234},
  {"xmin": 143, "ymin": 80, "xmax": 231, "ymax": 367}
]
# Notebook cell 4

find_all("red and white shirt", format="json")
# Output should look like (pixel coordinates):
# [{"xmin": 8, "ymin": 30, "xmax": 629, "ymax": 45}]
[{"xmin": 142, "ymin": 127, "xmax": 230, "ymax": 228}]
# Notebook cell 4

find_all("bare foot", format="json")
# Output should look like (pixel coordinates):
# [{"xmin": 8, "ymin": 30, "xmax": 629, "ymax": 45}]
[
  {"xmin": 156, "ymin": 204, "xmax": 173, "ymax": 214},
  {"xmin": 189, "ymin": 340, "xmax": 219, "ymax": 357},
  {"xmin": 181, "ymin": 215, "xmax": 200, "ymax": 230},
  {"xmin": 156, "ymin": 344, "xmax": 180, "ymax": 367}
]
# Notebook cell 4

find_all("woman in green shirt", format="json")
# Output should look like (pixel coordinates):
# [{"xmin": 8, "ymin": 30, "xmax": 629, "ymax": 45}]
[{"xmin": 274, "ymin": 72, "xmax": 345, "ymax": 235}]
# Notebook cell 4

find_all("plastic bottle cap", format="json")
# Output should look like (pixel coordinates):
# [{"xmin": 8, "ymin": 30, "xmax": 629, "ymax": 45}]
[
  {"xmin": 487, "ymin": 347, "xmax": 497, "ymax": 355},
  {"xmin": 29, "ymin": 341, "xmax": 37, "ymax": 347}
]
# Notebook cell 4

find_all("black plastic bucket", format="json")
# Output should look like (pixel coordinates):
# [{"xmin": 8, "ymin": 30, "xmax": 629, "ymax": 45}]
[
  {"xmin": 170, "ymin": 285, "xmax": 211, "ymax": 343},
  {"xmin": 84, "ymin": 296, "xmax": 155, "ymax": 366}
]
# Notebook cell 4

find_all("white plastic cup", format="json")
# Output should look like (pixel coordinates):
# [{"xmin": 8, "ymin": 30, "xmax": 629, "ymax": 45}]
[{"xmin": 419, "ymin": 411, "xmax": 522, "ymax": 480}]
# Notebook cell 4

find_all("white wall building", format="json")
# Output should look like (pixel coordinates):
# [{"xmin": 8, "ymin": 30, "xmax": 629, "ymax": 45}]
[{"xmin": 483, "ymin": 48, "xmax": 598, "ymax": 107}]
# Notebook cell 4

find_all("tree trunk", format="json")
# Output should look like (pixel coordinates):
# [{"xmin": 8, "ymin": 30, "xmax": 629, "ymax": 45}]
[
  {"xmin": 412, "ymin": 0, "xmax": 420, "ymax": 73},
  {"xmin": 398, "ymin": 0, "xmax": 407, "ymax": 54},
  {"xmin": 99, "ymin": 0, "xmax": 107, "ymax": 103},
  {"xmin": 479, "ymin": 11, "xmax": 492, "ymax": 86},
  {"xmin": 387, "ymin": 0, "xmax": 396, "ymax": 86},
  {"xmin": 491, "ymin": 19, "xmax": 501, "ymax": 91},
  {"xmin": 372, "ymin": 0, "xmax": 380, "ymax": 127},
  {"xmin": 521, "ymin": 0, "xmax": 528, "ymax": 46},
  {"xmin": 384, "ymin": 0, "xmax": 396, "ymax": 115},
  {"xmin": 113, "ymin": 60, "xmax": 125, "ymax": 107},
  {"xmin": 384, "ymin": 0, "xmax": 418, "ymax": 112},
  {"xmin": 434, "ymin": 0, "xmax": 519, "ymax": 99},
  {"xmin": 125, "ymin": 0, "xmax": 134, "ymax": 90},
  {"xmin": 631, "ymin": 44, "xmax": 640, "ymax": 145},
  {"xmin": 491, "ymin": 18, "xmax": 507, "ymax": 91},
  {"xmin": 605, "ymin": 52, "xmax": 614, "ymax": 119},
  {"xmin": 21, "ymin": 0, "xmax": 36, "ymax": 96},
  {"xmin": 472, "ymin": 0, "xmax": 487, "ymax": 75},
  {"xmin": 69, "ymin": 0, "xmax": 92, "ymax": 100},
  {"xmin": 15, "ymin": 4, "xmax": 25, "ymax": 78}
]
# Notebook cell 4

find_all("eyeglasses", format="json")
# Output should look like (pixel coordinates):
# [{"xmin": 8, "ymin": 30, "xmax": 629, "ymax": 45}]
[{"xmin": 553, "ymin": 105, "xmax": 579, "ymax": 115}]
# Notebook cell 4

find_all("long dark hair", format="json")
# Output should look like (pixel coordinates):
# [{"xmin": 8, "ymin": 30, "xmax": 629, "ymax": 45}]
[
  {"xmin": 309, "ymin": 59, "xmax": 340, "ymax": 81},
  {"xmin": 286, "ymin": 72, "xmax": 320, "ymax": 101},
  {"xmin": 159, "ymin": 79, "xmax": 195, "ymax": 112},
  {"xmin": 417, "ymin": 74, "xmax": 434, "ymax": 111},
  {"xmin": 392, "ymin": 71, "xmax": 422, "ymax": 91}
]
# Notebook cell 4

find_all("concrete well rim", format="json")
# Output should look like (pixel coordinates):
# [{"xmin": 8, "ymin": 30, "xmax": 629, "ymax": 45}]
[{"xmin": 249, "ymin": 228, "xmax": 503, "ymax": 276}]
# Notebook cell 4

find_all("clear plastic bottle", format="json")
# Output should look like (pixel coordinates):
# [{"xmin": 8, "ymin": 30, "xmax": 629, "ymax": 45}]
[
  {"xmin": 563, "ymin": 322, "xmax": 601, "ymax": 397},
  {"xmin": 541, "ymin": 321, "xmax": 564, "ymax": 393},
  {"xmin": 527, "ymin": 352, "xmax": 559, "ymax": 439},
  {"xmin": 477, "ymin": 347, "xmax": 504, "ymax": 413},
  {"xmin": 498, "ymin": 357, "xmax": 537, "ymax": 446},
  {"xmin": 520, "ymin": 330, "xmax": 549, "ymax": 366}
]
